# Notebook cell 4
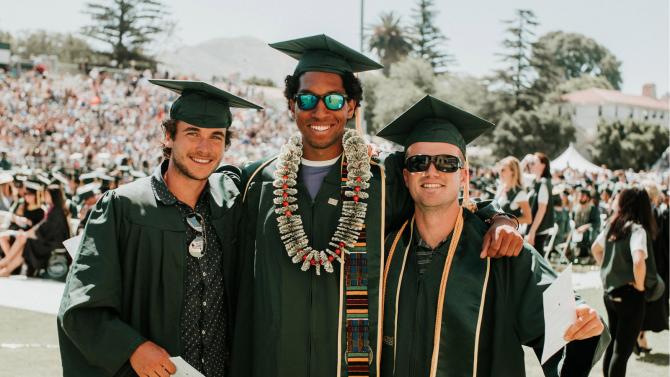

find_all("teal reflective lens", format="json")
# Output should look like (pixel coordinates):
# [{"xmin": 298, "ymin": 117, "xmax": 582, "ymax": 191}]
[{"xmin": 295, "ymin": 93, "xmax": 348, "ymax": 111}]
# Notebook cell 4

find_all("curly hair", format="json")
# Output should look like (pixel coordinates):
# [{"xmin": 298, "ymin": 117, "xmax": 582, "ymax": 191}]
[
  {"xmin": 160, "ymin": 119, "xmax": 233, "ymax": 159},
  {"xmin": 283, "ymin": 71, "xmax": 363, "ymax": 112}
]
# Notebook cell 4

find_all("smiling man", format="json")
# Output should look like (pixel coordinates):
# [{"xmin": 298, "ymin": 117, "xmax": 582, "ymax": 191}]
[
  {"xmin": 377, "ymin": 95, "xmax": 609, "ymax": 377},
  {"xmin": 57, "ymin": 80, "xmax": 261, "ymax": 377},
  {"xmin": 231, "ymin": 35, "xmax": 524, "ymax": 377}
]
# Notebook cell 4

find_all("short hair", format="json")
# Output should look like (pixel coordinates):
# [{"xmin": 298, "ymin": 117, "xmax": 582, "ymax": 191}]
[
  {"xmin": 283, "ymin": 71, "xmax": 363, "ymax": 112},
  {"xmin": 160, "ymin": 119, "xmax": 233, "ymax": 159}
]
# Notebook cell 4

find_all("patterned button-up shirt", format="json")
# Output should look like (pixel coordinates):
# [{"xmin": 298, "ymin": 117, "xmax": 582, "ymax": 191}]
[{"xmin": 151, "ymin": 171, "xmax": 228, "ymax": 376}]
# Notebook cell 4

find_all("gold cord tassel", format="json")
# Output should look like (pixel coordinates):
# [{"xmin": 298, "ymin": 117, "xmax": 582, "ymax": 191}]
[{"xmin": 429, "ymin": 206, "xmax": 465, "ymax": 377}]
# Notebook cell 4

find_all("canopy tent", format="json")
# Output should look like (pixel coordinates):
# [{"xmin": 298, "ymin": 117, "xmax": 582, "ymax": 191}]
[{"xmin": 551, "ymin": 144, "xmax": 604, "ymax": 174}]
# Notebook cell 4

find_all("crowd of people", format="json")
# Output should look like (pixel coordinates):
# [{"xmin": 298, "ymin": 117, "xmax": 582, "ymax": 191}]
[{"xmin": 0, "ymin": 62, "xmax": 668, "ymax": 376}]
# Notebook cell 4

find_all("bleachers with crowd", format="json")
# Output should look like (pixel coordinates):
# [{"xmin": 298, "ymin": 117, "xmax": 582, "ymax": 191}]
[{"xmin": 0, "ymin": 67, "xmax": 668, "ymax": 282}]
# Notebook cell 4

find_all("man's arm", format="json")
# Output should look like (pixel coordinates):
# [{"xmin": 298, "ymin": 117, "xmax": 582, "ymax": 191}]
[
  {"xmin": 58, "ymin": 191, "xmax": 173, "ymax": 376},
  {"xmin": 511, "ymin": 246, "xmax": 608, "ymax": 377}
]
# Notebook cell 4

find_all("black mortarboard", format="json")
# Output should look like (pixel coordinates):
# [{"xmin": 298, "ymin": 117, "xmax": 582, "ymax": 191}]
[
  {"xmin": 149, "ymin": 79, "xmax": 262, "ymax": 129},
  {"xmin": 270, "ymin": 34, "xmax": 383, "ymax": 76},
  {"xmin": 376, "ymin": 95, "xmax": 495, "ymax": 157}
]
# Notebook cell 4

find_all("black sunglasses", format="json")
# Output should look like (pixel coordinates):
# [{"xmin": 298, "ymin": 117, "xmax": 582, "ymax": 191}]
[
  {"xmin": 186, "ymin": 213, "xmax": 205, "ymax": 258},
  {"xmin": 405, "ymin": 154, "xmax": 463, "ymax": 173},
  {"xmin": 294, "ymin": 93, "xmax": 349, "ymax": 111}
]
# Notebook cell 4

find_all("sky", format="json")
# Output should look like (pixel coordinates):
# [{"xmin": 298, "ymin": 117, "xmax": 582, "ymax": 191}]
[{"xmin": 1, "ymin": 0, "xmax": 668, "ymax": 95}]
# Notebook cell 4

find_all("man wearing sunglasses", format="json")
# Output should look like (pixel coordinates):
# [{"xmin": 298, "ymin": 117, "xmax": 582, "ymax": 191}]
[
  {"xmin": 231, "ymin": 35, "xmax": 524, "ymax": 377},
  {"xmin": 58, "ymin": 80, "xmax": 261, "ymax": 377},
  {"xmin": 377, "ymin": 95, "xmax": 608, "ymax": 377}
]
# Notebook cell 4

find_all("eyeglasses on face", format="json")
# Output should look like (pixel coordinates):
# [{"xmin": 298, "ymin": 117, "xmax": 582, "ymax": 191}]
[
  {"xmin": 405, "ymin": 154, "xmax": 463, "ymax": 173},
  {"xmin": 294, "ymin": 93, "xmax": 349, "ymax": 111}
]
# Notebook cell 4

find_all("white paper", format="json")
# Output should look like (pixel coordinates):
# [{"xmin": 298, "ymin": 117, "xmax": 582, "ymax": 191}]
[
  {"xmin": 541, "ymin": 264, "xmax": 577, "ymax": 364},
  {"xmin": 62, "ymin": 234, "xmax": 83, "ymax": 258},
  {"xmin": 170, "ymin": 357, "xmax": 205, "ymax": 377}
]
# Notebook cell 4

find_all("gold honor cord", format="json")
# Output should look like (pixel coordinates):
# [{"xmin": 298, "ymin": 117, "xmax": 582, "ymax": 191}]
[{"xmin": 429, "ymin": 206, "xmax": 465, "ymax": 377}]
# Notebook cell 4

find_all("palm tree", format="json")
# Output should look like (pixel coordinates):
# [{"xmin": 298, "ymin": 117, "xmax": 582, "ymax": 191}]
[{"xmin": 368, "ymin": 12, "xmax": 413, "ymax": 76}]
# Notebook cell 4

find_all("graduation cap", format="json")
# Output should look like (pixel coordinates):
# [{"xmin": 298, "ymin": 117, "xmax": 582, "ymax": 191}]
[
  {"xmin": 78, "ymin": 171, "xmax": 99, "ymax": 184},
  {"xmin": 36, "ymin": 174, "xmax": 52, "ymax": 187},
  {"xmin": 24, "ymin": 180, "xmax": 44, "ymax": 193},
  {"xmin": 0, "ymin": 173, "xmax": 13, "ymax": 185},
  {"xmin": 270, "ymin": 34, "xmax": 383, "ymax": 76},
  {"xmin": 376, "ymin": 95, "xmax": 495, "ymax": 157},
  {"xmin": 76, "ymin": 183, "xmax": 101, "ymax": 202},
  {"xmin": 149, "ymin": 79, "xmax": 263, "ymax": 129},
  {"xmin": 51, "ymin": 171, "xmax": 70, "ymax": 186}
]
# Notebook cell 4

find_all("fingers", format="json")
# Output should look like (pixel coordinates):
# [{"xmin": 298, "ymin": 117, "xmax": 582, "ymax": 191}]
[
  {"xmin": 565, "ymin": 306, "xmax": 603, "ymax": 341},
  {"xmin": 496, "ymin": 231, "xmax": 514, "ymax": 258},
  {"xmin": 480, "ymin": 231, "xmax": 491, "ymax": 259},
  {"xmin": 163, "ymin": 359, "xmax": 177, "ymax": 375},
  {"xmin": 491, "ymin": 226, "xmax": 504, "ymax": 253}
]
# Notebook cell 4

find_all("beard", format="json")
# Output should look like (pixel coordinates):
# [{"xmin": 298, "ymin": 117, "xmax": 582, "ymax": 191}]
[{"xmin": 172, "ymin": 153, "xmax": 215, "ymax": 181}]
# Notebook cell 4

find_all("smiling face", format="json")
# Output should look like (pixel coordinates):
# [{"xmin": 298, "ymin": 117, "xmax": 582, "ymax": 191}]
[
  {"xmin": 289, "ymin": 71, "xmax": 356, "ymax": 160},
  {"xmin": 403, "ymin": 142, "xmax": 466, "ymax": 212},
  {"xmin": 165, "ymin": 120, "xmax": 226, "ymax": 182}
]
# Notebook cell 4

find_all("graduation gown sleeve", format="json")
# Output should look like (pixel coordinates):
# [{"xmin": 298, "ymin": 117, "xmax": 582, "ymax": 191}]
[{"xmin": 58, "ymin": 190, "xmax": 146, "ymax": 376}]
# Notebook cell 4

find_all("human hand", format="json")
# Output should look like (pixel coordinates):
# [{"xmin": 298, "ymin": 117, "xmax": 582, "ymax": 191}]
[
  {"xmin": 564, "ymin": 304, "xmax": 604, "ymax": 342},
  {"xmin": 526, "ymin": 231, "xmax": 536, "ymax": 246},
  {"xmin": 480, "ymin": 218, "xmax": 523, "ymax": 258},
  {"xmin": 129, "ymin": 341, "xmax": 176, "ymax": 377}
]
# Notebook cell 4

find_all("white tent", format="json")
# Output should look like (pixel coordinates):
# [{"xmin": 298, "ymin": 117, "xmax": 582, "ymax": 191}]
[{"xmin": 551, "ymin": 144, "xmax": 604, "ymax": 174}]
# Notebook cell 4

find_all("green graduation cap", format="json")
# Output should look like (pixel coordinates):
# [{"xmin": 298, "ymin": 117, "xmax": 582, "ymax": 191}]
[
  {"xmin": 149, "ymin": 79, "xmax": 263, "ymax": 129},
  {"xmin": 270, "ymin": 34, "xmax": 383, "ymax": 76},
  {"xmin": 376, "ymin": 95, "xmax": 495, "ymax": 157}
]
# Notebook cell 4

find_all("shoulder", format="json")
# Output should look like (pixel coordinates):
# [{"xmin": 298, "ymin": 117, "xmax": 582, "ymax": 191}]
[
  {"xmin": 630, "ymin": 222, "xmax": 647, "ymax": 239},
  {"xmin": 242, "ymin": 155, "xmax": 278, "ymax": 183},
  {"xmin": 113, "ymin": 177, "xmax": 154, "ymax": 203}
]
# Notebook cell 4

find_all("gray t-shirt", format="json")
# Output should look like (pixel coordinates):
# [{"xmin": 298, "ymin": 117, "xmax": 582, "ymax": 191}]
[{"xmin": 301, "ymin": 155, "xmax": 340, "ymax": 200}]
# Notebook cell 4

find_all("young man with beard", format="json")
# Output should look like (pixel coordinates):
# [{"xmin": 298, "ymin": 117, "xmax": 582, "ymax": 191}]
[
  {"xmin": 377, "ymin": 95, "xmax": 608, "ymax": 377},
  {"xmin": 58, "ymin": 80, "xmax": 261, "ymax": 377},
  {"xmin": 231, "ymin": 35, "xmax": 524, "ymax": 377}
]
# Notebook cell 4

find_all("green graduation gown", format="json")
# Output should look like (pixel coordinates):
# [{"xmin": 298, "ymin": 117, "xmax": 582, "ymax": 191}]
[
  {"xmin": 231, "ymin": 153, "xmax": 503, "ymax": 377},
  {"xmin": 57, "ymin": 167, "xmax": 242, "ymax": 377},
  {"xmin": 381, "ymin": 210, "xmax": 609, "ymax": 377}
]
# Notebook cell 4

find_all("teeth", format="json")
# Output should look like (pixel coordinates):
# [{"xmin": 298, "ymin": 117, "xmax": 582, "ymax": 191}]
[
  {"xmin": 310, "ymin": 125, "xmax": 330, "ymax": 132},
  {"xmin": 192, "ymin": 158, "xmax": 211, "ymax": 164},
  {"xmin": 422, "ymin": 184, "xmax": 443, "ymax": 188}
]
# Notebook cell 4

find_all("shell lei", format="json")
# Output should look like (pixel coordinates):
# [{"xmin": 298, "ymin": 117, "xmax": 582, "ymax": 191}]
[{"xmin": 272, "ymin": 129, "xmax": 372, "ymax": 275}]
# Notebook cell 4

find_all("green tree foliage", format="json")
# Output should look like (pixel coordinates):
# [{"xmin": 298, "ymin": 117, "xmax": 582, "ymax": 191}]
[
  {"xmin": 434, "ymin": 75, "xmax": 496, "ymax": 145},
  {"xmin": 81, "ymin": 0, "xmax": 169, "ymax": 67},
  {"xmin": 591, "ymin": 119, "xmax": 669, "ymax": 170},
  {"xmin": 495, "ymin": 9, "xmax": 539, "ymax": 111},
  {"xmin": 408, "ymin": 0, "xmax": 453, "ymax": 72},
  {"xmin": 368, "ymin": 11, "xmax": 413, "ymax": 76},
  {"xmin": 530, "ymin": 31, "xmax": 623, "ymax": 94},
  {"xmin": 492, "ymin": 106, "xmax": 575, "ymax": 158},
  {"xmin": 364, "ymin": 57, "xmax": 435, "ymax": 133}
]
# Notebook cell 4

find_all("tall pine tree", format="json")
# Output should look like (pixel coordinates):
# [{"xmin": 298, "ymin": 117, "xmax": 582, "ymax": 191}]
[
  {"xmin": 495, "ymin": 9, "xmax": 538, "ymax": 111},
  {"xmin": 408, "ymin": 0, "xmax": 453, "ymax": 73},
  {"xmin": 81, "ymin": 0, "xmax": 169, "ymax": 68}
]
